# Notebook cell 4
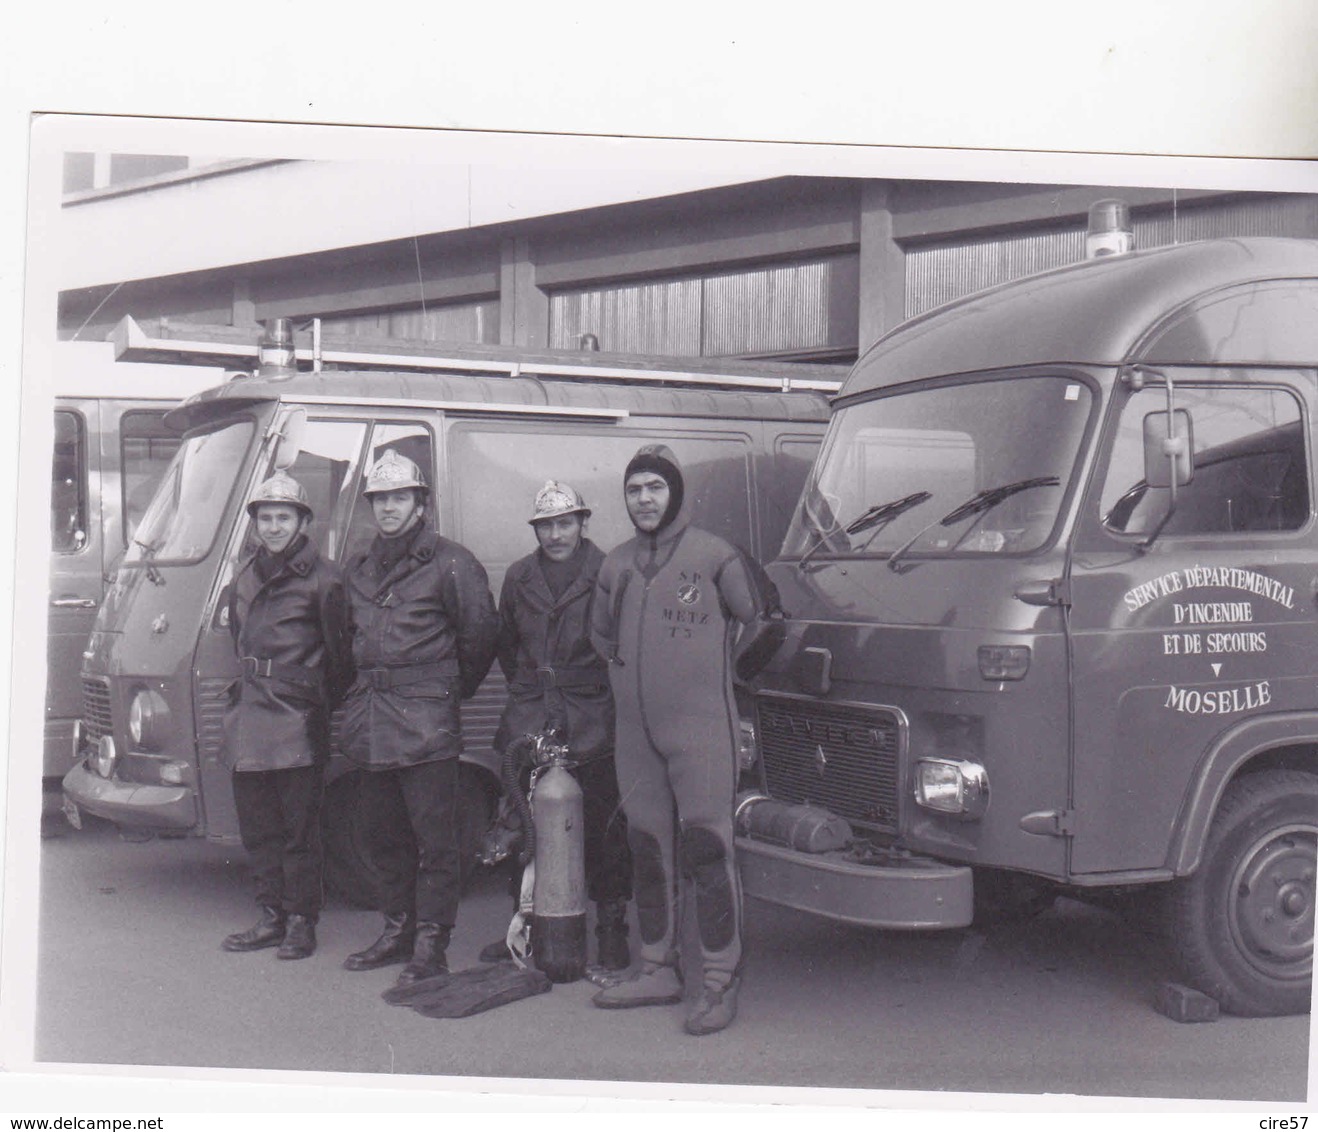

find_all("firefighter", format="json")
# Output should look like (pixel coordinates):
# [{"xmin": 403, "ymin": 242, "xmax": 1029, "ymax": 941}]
[
  {"xmin": 589, "ymin": 444, "xmax": 761, "ymax": 1035},
  {"xmin": 477, "ymin": 481, "xmax": 633, "ymax": 971},
  {"xmin": 339, "ymin": 449, "xmax": 499, "ymax": 986},
  {"xmin": 220, "ymin": 471, "xmax": 351, "ymax": 961}
]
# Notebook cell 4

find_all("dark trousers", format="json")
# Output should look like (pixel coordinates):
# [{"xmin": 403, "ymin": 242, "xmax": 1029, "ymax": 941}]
[
  {"xmin": 358, "ymin": 757, "xmax": 461, "ymax": 927},
  {"xmin": 505, "ymin": 755, "xmax": 633, "ymax": 905},
  {"xmin": 577, "ymin": 755, "xmax": 633, "ymax": 905},
  {"xmin": 232, "ymin": 762, "xmax": 326, "ymax": 918}
]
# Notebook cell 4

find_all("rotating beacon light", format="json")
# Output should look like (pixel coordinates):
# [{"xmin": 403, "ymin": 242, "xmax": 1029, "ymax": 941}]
[
  {"xmin": 257, "ymin": 318, "xmax": 297, "ymax": 377},
  {"xmin": 1085, "ymin": 199, "xmax": 1134, "ymax": 259}
]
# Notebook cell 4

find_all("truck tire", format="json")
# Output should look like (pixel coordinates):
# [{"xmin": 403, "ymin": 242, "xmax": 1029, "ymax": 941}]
[
  {"xmin": 1167, "ymin": 769, "xmax": 1317, "ymax": 1016},
  {"xmin": 322, "ymin": 764, "xmax": 498, "ymax": 909}
]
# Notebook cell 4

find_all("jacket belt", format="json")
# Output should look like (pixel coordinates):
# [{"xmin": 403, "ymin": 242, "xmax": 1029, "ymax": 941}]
[
  {"xmin": 356, "ymin": 661, "xmax": 458, "ymax": 691},
  {"xmin": 514, "ymin": 665, "xmax": 607, "ymax": 690},
  {"xmin": 240, "ymin": 656, "xmax": 322, "ymax": 689}
]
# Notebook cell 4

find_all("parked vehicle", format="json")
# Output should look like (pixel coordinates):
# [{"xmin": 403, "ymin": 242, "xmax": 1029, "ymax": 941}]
[
  {"xmin": 735, "ymin": 234, "xmax": 1318, "ymax": 1016},
  {"xmin": 62, "ymin": 321, "xmax": 837, "ymax": 904},
  {"xmin": 47, "ymin": 342, "xmax": 220, "ymax": 778}
]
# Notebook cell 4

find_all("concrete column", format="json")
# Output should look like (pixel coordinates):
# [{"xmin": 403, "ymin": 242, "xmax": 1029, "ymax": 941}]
[
  {"xmin": 499, "ymin": 236, "xmax": 549, "ymax": 348},
  {"xmin": 232, "ymin": 278, "xmax": 257, "ymax": 326},
  {"xmin": 857, "ymin": 183, "xmax": 907, "ymax": 353}
]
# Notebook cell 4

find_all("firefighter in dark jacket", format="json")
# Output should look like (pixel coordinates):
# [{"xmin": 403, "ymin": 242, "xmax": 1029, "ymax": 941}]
[
  {"xmin": 339, "ymin": 449, "xmax": 499, "ymax": 986},
  {"xmin": 221, "ymin": 472, "xmax": 351, "ymax": 961},
  {"xmin": 477, "ymin": 481, "xmax": 632, "ymax": 971},
  {"xmin": 590, "ymin": 444, "xmax": 761, "ymax": 1035}
]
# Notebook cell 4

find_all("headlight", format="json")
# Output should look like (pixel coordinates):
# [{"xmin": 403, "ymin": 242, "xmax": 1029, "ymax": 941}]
[
  {"xmin": 93, "ymin": 735, "xmax": 118, "ymax": 779},
  {"xmin": 914, "ymin": 757, "xmax": 989, "ymax": 820},
  {"xmin": 737, "ymin": 719, "xmax": 758, "ymax": 772},
  {"xmin": 128, "ymin": 688, "xmax": 170, "ymax": 752}
]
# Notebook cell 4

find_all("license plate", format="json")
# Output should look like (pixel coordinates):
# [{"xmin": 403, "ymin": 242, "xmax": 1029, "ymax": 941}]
[{"xmin": 61, "ymin": 796, "xmax": 82, "ymax": 830}]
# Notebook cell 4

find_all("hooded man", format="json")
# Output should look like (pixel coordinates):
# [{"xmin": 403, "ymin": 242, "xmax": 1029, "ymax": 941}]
[
  {"xmin": 589, "ymin": 444, "xmax": 762, "ymax": 1035},
  {"xmin": 220, "ymin": 471, "xmax": 351, "ymax": 961},
  {"xmin": 339, "ymin": 449, "xmax": 499, "ymax": 986}
]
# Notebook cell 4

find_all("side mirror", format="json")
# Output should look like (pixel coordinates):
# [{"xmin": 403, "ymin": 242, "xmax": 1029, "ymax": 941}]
[
  {"xmin": 272, "ymin": 406, "xmax": 306, "ymax": 471},
  {"xmin": 1143, "ymin": 409, "xmax": 1194, "ymax": 488}
]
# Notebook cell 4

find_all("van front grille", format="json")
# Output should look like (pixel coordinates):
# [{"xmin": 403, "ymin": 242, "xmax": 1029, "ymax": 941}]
[
  {"xmin": 755, "ymin": 695, "xmax": 903, "ymax": 832},
  {"xmin": 81, "ymin": 679, "xmax": 113, "ymax": 743}
]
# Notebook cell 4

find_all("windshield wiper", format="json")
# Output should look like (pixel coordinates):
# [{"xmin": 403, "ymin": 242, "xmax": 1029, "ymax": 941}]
[
  {"xmin": 887, "ymin": 477, "xmax": 1059, "ymax": 572},
  {"xmin": 937, "ymin": 476, "xmax": 1060, "ymax": 526},
  {"xmin": 130, "ymin": 537, "xmax": 166, "ymax": 586},
  {"xmin": 798, "ymin": 491, "xmax": 932, "ymax": 569}
]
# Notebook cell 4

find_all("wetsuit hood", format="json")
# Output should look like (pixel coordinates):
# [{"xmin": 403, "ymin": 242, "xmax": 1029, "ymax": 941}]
[{"xmin": 624, "ymin": 443, "xmax": 686, "ymax": 537}]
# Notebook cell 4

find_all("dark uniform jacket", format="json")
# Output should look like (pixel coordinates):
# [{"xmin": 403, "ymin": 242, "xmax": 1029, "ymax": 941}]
[
  {"xmin": 493, "ymin": 539, "xmax": 614, "ymax": 762},
  {"xmin": 340, "ymin": 526, "xmax": 498, "ymax": 769},
  {"xmin": 222, "ymin": 535, "xmax": 351, "ymax": 773}
]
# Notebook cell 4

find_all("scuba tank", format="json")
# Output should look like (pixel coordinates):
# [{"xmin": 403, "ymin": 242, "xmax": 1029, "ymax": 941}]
[{"xmin": 500, "ymin": 729, "xmax": 587, "ymax": 984}]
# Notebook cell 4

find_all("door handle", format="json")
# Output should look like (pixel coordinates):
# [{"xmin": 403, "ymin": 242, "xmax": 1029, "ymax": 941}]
[{"xmin": 50, "ymin": 597, "xmax": 97, "ymax": 609}]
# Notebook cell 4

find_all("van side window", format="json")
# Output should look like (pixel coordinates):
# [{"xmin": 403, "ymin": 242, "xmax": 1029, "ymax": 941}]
[
  {"xmin": 446, "ymin": 423, "xmax": 753, "ymax": 590},
  {"xmin": 1101, "ymin": 386, "xmax": 1309, "ymax": 537},
  {"xmin": 52, "ymin": 410, "xmax": 87, "ymax": 553},
  {"xmin": 120, "ymin": 411, "xmax": 181, "ymax": 546},
  {"xmin": 341, "ymin": 423, "xmax": 435, "ymax": 563},
  {"xmin": 247, "ymin": 418, "xmax": 371, "ymax": 561}
]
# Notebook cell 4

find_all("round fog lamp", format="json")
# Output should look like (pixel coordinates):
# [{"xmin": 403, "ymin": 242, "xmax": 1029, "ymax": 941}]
[{"xmin": 93, "ymin": 735, "xmax": 118, "ymax": 779}]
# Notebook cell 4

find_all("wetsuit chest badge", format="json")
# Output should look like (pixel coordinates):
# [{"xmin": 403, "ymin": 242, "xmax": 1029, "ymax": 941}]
[{"xmin": 677, "ymin": 583, "xmax": 700, "ymax": 605}]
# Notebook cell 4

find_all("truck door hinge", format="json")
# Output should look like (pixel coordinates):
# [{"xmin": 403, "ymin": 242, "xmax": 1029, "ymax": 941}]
[{"xmin": 1019, "ymin": 808, "xmax": 1075, "ymax": 837}]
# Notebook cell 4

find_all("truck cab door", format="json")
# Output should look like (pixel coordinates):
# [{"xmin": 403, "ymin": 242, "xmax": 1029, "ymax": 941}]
[
  {"xmin": 47, "ymin": 403, "xmax": 102, "ymax": 776},
  {"xmin": 1066, "ymin": 374, "xmax": 1317, "ymax": 876}
]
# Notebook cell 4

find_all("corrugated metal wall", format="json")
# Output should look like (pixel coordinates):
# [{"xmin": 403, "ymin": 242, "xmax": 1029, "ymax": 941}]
[
  {"xmin": 904, "ymin": 194, "xmax": 1318, "ymax": 319},
  {"xmin": 319, "ymin": 298, "xmax": 500, "ymax": 344},
  {"xmin": 548, "ymin": 254, "xmax": 859, "ymax": 358}
]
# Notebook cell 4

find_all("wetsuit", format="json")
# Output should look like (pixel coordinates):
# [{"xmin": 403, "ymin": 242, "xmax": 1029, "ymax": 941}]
[{"xmin": 591, "ymin": 445, "xmax": 760, "ymax": 993}]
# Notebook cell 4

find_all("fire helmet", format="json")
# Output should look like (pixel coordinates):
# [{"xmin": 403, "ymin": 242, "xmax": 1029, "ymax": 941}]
[
  {"xmin": 246, "ymin": 471, "xmax": 312, "ymax": 519},
  {"xmin": 528, "ymin": 480, "xmax": 591, "ymax": 525},
  {"xmin": 364, "ymin": 449, "xmax": 428, "ymax": 496}
]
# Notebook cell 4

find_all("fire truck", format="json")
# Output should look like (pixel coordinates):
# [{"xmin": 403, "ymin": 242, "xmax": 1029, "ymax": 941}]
[
  {"xmin": 61, "ymin": 318, "xmax": 838, "ymax": 905},
  {"xmin": 734, "ymin": 219, "xmax": 1318, "ymax": 1015}
]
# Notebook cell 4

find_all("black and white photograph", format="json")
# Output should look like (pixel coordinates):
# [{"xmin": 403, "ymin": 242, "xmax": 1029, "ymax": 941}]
[{"xmin": 5, "ymin": 7, "xmax": 1318, "ymax": 1122}]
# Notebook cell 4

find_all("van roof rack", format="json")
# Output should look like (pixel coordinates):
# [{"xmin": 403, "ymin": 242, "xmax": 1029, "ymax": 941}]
[{"xmin": 110, "ymin": 316, "xmax": 846, "ymax": 395}]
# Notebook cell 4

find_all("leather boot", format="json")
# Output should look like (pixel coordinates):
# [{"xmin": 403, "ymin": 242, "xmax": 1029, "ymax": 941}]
[
  {"xmin": 276, "ymin": 914, "xmax": 317, "ymax": 960},
  {"xmin": 594, "ymin": 899, "xmax": 631, "ymax": 971},
  {"xmin": 343, "ymin": 912, "xmax": 414, "ymax": 971},
  {"xmin": 395, "ymin": 921, "xmax": 451, "ymax": 986},
  {"xmin": 222, "ymin": 905, "xmax": 286, "ymax": 952}
]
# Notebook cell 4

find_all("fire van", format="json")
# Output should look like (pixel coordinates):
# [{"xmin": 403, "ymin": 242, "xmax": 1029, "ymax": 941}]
[
  {"xmin": 61, "ymin": 319, "xmax": 837, "ymax": 904},
  {"xmin": 47, "ymin": 342, "xmax": 220, "ymax": 778},
  {"xmin": 733, "ymin": 234, "xmax": 1318, "ymax": 1016}
]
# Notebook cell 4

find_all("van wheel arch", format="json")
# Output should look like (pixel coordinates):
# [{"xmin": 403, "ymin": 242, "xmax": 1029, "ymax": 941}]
[{"xmin": 1166, "ymin": 767, "xmax": 1317, "ymax": 1016}]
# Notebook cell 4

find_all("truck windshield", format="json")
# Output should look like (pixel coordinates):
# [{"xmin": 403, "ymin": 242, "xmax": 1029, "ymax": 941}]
[
  {"xmin": 783, "ymin": 375, "xmax": 1093, "ymax": 561},
  {"xmin": 123, "ymin": 419, "xmax": 256, "ymax": 566}
]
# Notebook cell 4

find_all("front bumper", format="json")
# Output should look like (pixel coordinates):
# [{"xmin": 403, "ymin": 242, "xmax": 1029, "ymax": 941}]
[
  {"xmin": 735, "ymin": 835, "xmax": 973, "ymax": 929},
  {"xmin": 62, "ymin": 759, "xmax": 197, "ymax": 831}
]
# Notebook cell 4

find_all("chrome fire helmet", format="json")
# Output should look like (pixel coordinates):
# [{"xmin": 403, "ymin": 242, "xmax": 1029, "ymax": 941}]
[
  {"xmin": 363, "ymin": 449, "xmax": 429, "ymax": 496},
  {"xmin": 528, "ymin": 480, "xmax": 591, "ymax": 525},
  {"xmin": 246, "ymin": 471, "xmax": 312, "ymax": 519}
]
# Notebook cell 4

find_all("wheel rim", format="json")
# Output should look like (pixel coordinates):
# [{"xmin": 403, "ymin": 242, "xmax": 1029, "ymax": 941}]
[{"xmin": 1228, "ymin": 820, "xmax": 1317, "ymax": 982}]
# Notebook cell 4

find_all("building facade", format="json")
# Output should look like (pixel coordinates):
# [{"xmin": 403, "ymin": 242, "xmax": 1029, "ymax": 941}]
[{"xmin": 57, "ymin": 159, "xmax": 1318, "ymax": 366}]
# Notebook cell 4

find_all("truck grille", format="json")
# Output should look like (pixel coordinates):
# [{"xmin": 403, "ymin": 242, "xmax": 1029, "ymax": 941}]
[
  {"xmin": 755, "ymin": 694, "xmax": 903, "ymax": 832},
  {"xmin": 81, "ymin": 679, "xmax": 113, "ymax": 743}
]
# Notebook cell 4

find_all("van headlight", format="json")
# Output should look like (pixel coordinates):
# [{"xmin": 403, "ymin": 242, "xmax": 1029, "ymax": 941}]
[
  {"xmin": 737, "ymin": 719, "xmax": 759, "ymax": 771},
  {"xmin": 914, "ymin": 757, "xmax": 989, "ymax": 820},
  {"xmin": 128, "ymin": 688, "xmax": 170, "ymax": 752}
]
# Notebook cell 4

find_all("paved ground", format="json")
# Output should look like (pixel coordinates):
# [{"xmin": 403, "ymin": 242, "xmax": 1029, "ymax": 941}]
[{"xmin": 30, "ymin": 796, "xmax": 1313, "ymax": 1104}]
